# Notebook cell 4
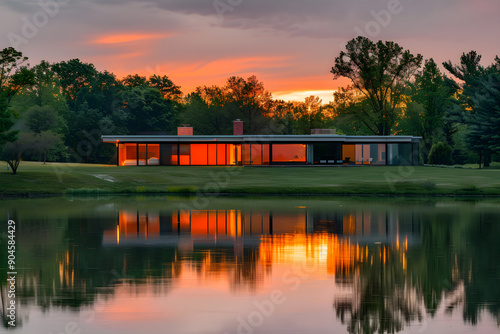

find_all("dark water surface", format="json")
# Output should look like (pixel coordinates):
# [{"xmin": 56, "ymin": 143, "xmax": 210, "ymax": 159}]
[{"xmin": 1, "ymin": 196, "xmax": 500, "ymax": 334}]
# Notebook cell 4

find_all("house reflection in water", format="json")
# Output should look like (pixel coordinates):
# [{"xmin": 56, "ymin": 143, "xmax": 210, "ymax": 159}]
[
  {"xmin": 102, "ymin": 208, "xmax": 418, "ymax": 251},
  {"xmin": 102, "ymin": 207, "xmax": 414, "ymax": 276}
]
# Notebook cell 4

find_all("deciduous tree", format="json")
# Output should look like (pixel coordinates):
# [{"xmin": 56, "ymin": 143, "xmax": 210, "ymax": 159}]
[
  {"xmin": 331, "ymin": 37, "xmax": 423, "ymax": 135},
  {"xmin": 1, "ymin": 132, "xmax": 36, "ymax": 174},
  {"xmin": 0, "ymin": 47, "xmax": 35, "ymax": 152}
]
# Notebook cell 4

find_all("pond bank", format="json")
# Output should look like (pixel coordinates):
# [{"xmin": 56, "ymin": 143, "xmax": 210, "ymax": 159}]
[{"xmin": 1, "ymin": 162, "xmax": 500, "ymax": 197}]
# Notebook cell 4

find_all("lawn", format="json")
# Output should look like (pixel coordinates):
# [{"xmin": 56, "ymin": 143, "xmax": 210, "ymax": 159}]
[{"xmin": 1, "ymin": 161, "xmax": 500, "ymax": 196}]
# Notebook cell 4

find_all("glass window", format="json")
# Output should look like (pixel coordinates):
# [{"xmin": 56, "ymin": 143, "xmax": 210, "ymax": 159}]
[
  {"xmin": 235, "ymin": 144, "xmax": 241, "ymax": 165},
  {"xmin": 370, "ymin": 144, "xmax": 386, "ymax": 165},
  {"xmin": 226, "ymin": 144, "xmax": 235, "ymax": 165},
  {"xmin": 387, "ymin": 143, "xmax": 399, "ymax": 165},
  {"xmin": 171, "ymin": 144, "xmax": 178, "ymax": 165},
  {"xmin": 138, "ymin": 144, "xmax": 147, "ymax": 165},
  {"xmin": 388, "ymin": 143, "xmax": 412, "ymax": 165},
  {"xmin": 412, "ymin": 143, "xmax": 419, "ymax": 165},
  {"xmin": 217, "ymin": 144, "xmax": 226, "ymax": 165},
  {"xmin": 243, "ymin": 144, "xmax": 252, "ymax": 165},
  {"xmin": 118, "ymin": 143, "xmax": 125, "ymax": 166},
  {"xmin": 208, "ymin": 144, "xmax": 217, "ymax": 166},
  {"xmin": 272, "ymin": 144, "xmax": 307, "ymax": 163},
  {"xmin": 179, "ymin": 144, "xmax": 190, "ymax": 165},
  {"xmin": 262, "ymin": 144, "xmax": 270, "ymax": 165},
  {"xmin": 191, "ymin": 144, "xmax": 208, "ymax": 165},
  {"xmin": 251, "ymin": 144, "xmax": 263, "ymax": 165},
  {"xmin": 119, "ymin": 143, "xmax": 137, "ymax": 166},
  {"xmin": 355, "ymin": 144, "xmax": 363, "ymax": 164},
  {"xmin": 399, "ymin": 143, "xmax": 412, "ymax": 165},
  {"xmin": 342, "ymin": 144, "xmax": 355, "ymax": 164},
  {"xmin": 355, "ymin": 144, "xmax": 373, "ymax": 165},
  {"xmin": 147, "ymin": 144, "xmax": 160, "ymax": 165}
]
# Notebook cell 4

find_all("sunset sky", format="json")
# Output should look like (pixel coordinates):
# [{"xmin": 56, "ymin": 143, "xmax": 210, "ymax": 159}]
[{"xmin": 1, "ymin": 0, "xmax": 499, "ymax": 102}]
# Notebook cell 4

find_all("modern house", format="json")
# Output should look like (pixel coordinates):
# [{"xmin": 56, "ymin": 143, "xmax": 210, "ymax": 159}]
[{"xmin": 101, "ymin": 121, "xmax": 420, "ymax": 166}]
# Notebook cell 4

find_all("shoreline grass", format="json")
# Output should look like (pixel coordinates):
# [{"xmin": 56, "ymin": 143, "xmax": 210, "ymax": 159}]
[{"xmin": 1, "ymin": 161, "xmax": 500, "ymax": 197}]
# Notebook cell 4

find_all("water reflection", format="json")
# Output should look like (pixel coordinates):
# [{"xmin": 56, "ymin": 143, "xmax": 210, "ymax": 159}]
[{"xmin": 1, "ymin": 197, "xmax": 500, "ymax": 333}]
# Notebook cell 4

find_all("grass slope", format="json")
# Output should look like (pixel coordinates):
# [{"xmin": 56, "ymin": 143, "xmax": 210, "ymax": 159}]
[{"xmin": 1, "ymin": 161, "xmax": 500, "ymax": 196}]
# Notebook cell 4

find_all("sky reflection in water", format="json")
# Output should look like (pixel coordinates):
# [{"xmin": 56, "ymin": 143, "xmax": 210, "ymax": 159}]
[{"xmin": 1, "ymin": 197, "xmax": 499, "ymax": 334}]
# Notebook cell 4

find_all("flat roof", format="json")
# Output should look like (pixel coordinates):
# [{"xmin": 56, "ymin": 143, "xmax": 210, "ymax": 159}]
[{"xmin": 102, "ymin": 135, "xmax": 421, "ymax": 144}]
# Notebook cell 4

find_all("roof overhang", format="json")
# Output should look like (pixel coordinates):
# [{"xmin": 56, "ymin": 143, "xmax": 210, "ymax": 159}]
[{"xmin": 101, "ymin": 135, "xmax": 422, "ymax": 144}]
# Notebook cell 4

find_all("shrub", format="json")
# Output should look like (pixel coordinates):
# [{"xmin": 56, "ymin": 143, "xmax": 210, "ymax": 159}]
[{"xmin": 428, "ymin": 142, "xmax": 453, "ymax": 165}]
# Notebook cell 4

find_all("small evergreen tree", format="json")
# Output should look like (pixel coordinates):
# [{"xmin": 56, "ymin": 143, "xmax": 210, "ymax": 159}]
[{"xmin": 427, "ymin": 142, "xmax": 453, "ymax": 165}]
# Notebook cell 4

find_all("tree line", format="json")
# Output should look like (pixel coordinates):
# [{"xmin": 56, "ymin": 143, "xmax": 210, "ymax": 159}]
[{"xmin": 1, "ymin": 36, "xmax": 499, "ymax": 172}]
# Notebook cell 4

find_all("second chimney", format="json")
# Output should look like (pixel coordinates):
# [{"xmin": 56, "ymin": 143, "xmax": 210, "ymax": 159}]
[
  {"xmin": 233, "ymin": 119, "xmax": 243, "ymax": 136},
  {"xmin": 177, "ymin": 124, "xmax": 193, "ymax": 136}
]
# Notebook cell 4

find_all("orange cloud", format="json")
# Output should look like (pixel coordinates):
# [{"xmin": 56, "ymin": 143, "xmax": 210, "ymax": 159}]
[
  {"xmin": 170, "ymin": 56, "xmax": 292, "ymax": 79},
  {"xmin": 92, "ymin": 33, "xmax": 171, "ymax": 44}
]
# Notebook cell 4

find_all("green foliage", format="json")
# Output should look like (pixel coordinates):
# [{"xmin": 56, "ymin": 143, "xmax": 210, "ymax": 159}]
[
  {"xmin": 466, "ymin": 70, "xmax": 500, "ymax": 154},
  {"xmin": 293, "ymin": 96, "xmax": 325, "ymax": 134},
  {"xmin": 428, "ymin": 141, "xmax": 453, "ymax": 165},
  {"xmin": 34, "ymin": 130, "xmax": 65, "ymax": 164},
  {"xmin": 400, "ymin": 59, "xmax": 452, "ymax": 161},
  {"xmin": 52, "ymin": 59, "xmax": 98, "ymax": 108},
  {"xmin": 121, "ymin": 74, "xmax": 148, "ymax": 88},
  {"xmin": 1, "ymin": 132, "xmax": 36, "ymax": 174},
  {"xmin": 25, "ymin": 105, "xmax": 67, "ymax": 134},
  {"xmin": 182, "ymin": 89, "xmax": 234, "ymax": 135},
  {"xmin": 224, "ymin": 75, "xmax": 272, "ymax": 134},
  {"xmin": 0, "ymin": 47, "xmax": 35, "ymax": 152},
  {"xmin": 330, "ymin": 86, "xmax": 381, "ymax": 135},
  {"xmin": 120, "ymin": 86, "xmax": 178, "ymax": 134},
  {"xmin": 451, "ymin": 124, "xmax": 477, "ymax": 164},
  {"xmin": 0, "ymin": 95, "xmax": 18, "ymax": 152},
  {"xmin": 442, "ymin": 51, "xmax": 500, "ymax": 167},
  {"xmin": 331, "ymin": 36, "xmax": 423, "ymax": 135},
  {"xmin": 181, "ymin": 76, "xmax": 272, "ymax": 135},
  {"xmin": 149, "ymin": 74, "xmax": 182, "ymax": 101}
]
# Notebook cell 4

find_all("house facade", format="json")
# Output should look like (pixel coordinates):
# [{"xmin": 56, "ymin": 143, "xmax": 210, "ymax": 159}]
[{"xmin": 101, "ymin": 134, "xmax": 421, "ymax": 166}]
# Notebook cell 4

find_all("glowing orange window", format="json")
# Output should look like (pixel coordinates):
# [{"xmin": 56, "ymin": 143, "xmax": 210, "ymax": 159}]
[
  {"xmin": 191, "ymin": 144, "xmax": 208, "ymax": 165},
  {"xmin": 208, "ymin": 144, "xmax": 217, "ymax": 166}
]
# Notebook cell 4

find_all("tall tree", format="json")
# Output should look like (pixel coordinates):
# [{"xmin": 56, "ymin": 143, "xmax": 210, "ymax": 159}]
[
  {"xmin": 77, "ymin": 70, "xmax": 123, "ymax": 116},
  {"xmin": 401, "ymin": 59, "xmax": 451, "ymax": 160},
  {"xmin": 465, "ymin": 68, "xmax": 500, "ymax": 167},
  {"xmin": 120, "ymin": 86, "xmax": 177, "ymax": 134},
  {"xmin": 294, "ymin": 96, "xmax": 326, "ymax": 135},
  {"xmin": 0, "ymin": 47, "xmax": 35, "ymax": 152},
  {"xmin": 25, "ymin": 105, "xmax": 66, "ymax": 134},
  {"xmin": 331, "ymin": 37, "xmax": 423, "ymax": 135},
  {"xmin": 149, "ymin": 74, "xmax": 182, "ymax": 101},
  {"xmin": 34, "ymin": 130, "xmax": 65, "ymax": 164},
  {"xmin": 121, "ymin": 74, "xmax": 147, "ymax": 88},
  {"xmin": 52, "ymin": 59, "xmax": 98, "ymax": 108},
  {"xmin": 181, "ymin": 76, "xmax": 272, "ymax": 135},
  {"xmin": 330, "ymin": 86, "xmax": 380, "ymax": 135},
  {"xmin": 225, "ymin": 75, "xmax": 272, "ymax": 134},
  {"xmin": 182, "ymin": 88, "xmax": 233, "ymax": 135},
  {"xmin": 443, "ymin": 51, "xmax": 494, "ymax": 167}
]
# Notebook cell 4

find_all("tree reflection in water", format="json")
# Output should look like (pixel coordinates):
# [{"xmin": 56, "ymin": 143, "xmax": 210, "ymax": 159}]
[
  {"xmin": 332, "ymin": 206, "xmax": 500, "ymax": 333},
  {"xmin": 1, "ymin": 198, "xmax": 500, "ymax": 332}
]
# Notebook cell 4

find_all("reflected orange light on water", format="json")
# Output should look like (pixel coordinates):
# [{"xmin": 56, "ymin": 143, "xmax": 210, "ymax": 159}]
[
  {"xmin": 260, "ymin": 234, "xmax": 364, "ymax": 275},
  {"xmin": 101, "ymin": 210, "xmax": 410, "ymax": 285}
]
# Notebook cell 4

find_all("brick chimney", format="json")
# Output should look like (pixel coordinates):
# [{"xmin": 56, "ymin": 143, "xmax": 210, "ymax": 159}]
[
  {"xmin": 177, "ymin": 124, "xmax": 193, "ymax": 136},
  {"xmin": 233, "ymin": 119, "xmax": 243, "ymax": 136}
]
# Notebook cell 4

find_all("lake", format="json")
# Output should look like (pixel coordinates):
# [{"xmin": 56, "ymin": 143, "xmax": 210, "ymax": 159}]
[{"xmin": 1, "ymin": 196, "xmax": 500, "ymax": 333}]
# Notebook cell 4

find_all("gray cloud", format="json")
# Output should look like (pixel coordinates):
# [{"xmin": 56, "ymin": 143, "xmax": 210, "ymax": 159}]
[{"xmin": 1, "ymin": 0, "xmax": 499, "ymax": 95}]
